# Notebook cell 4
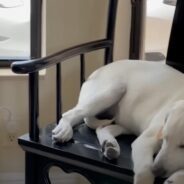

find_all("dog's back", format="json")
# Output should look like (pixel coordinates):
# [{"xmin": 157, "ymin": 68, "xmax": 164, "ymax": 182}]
[{"xmin": 88, "ymin": 60, "xmax": 184, "ymax": 135}]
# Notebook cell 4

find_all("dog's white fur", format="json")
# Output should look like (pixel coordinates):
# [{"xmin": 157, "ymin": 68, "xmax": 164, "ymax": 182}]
[
  {"xmin": 164, "ymin": 170, "xmax": 184, "ymax": 184},
  {"xmin": 52, "ymin": 60, "xmax": 184, "ymax": 184}
]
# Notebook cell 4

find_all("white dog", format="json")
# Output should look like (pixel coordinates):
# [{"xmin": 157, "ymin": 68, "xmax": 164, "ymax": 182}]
[
  {"xmin": 164, "ymin": 170, "xmax": 184, "ymax": 184},
  {"xmin": 52, "ymin": 60, "xmax": 184, "ymax": 184}
]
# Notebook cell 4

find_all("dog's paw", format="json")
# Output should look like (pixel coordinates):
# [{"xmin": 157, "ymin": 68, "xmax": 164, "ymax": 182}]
[
  {"xmin": 102, "ymin": 139, "xmax": 120, "ymax": 160},
  {"xmin": 164, "ymin": 171, "xmax": 184, "ymax": 184},
  {"xmin": 52, "ymin": 120, "xmax": 73, "ymax": 142}
]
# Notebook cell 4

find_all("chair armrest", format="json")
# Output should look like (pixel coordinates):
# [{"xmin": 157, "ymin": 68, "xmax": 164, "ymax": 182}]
[{"xmin": 11, "ymin": 39, "xmax": 112, "ymax": 74}]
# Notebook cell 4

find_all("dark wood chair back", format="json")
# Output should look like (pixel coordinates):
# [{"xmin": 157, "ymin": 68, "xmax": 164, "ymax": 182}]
[
  {"xmin": 166, "ymin": 0, "xmax": 184, "ymax": 72},
  {"xmin": 12, "ymin": 0, "xmax": 145, "ymax": 141},
  {"xmin": 13, "ymin": 0, "xmax": 118, "ymax": 142},
  {"xmin": 10, "ymin": 1, "xmax": 161, "ymax": 184}
]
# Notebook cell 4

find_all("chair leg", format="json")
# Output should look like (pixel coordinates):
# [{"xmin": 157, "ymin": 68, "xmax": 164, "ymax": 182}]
[
  {"xmin": 26, "ymin": 152, "xmax": 38, "ymax": 184},
  {"xmin": 25, "ymin": 152, "xmax": 51, "ymax": 184}
]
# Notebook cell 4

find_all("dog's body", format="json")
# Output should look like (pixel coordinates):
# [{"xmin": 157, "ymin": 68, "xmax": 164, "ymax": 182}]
[{"xmin": 52, "ymin": 60, "xmax": 184, "ymax": 184}]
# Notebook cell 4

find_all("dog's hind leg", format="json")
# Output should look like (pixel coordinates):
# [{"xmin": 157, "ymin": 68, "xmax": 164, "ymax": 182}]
[
  {"xmin": 52, "ymin": 79, "xmax": 126, "ymax": 142},
  {"xmin": 96, "ymin": 124, "xmax": 130, "ymax": 160}
]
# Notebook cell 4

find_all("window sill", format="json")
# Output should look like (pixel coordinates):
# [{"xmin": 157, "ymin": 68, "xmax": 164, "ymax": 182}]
[{"xmin": 0, "ymin": 69, "xmax": 46, "ymax": 78}]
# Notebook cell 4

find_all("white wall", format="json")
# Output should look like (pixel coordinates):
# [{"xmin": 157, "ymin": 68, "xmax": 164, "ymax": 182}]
[{"xmin": 0, "ymin": 0, "xmax": 132, "ymax": 183}]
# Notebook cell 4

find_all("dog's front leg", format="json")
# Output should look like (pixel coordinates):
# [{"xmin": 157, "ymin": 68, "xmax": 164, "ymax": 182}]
[
  {"xmin": 132, "ymin": 133, "xmax": 160, "ymax": 184},
  {"xmin": 52, "ymin": 107, "xmax": 85, "ymax": 142}
]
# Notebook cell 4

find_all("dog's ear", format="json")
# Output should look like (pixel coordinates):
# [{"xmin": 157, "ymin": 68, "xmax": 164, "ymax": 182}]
[
  {"xmin": 156, "ymin": 126, "xmax": 163, "ymax": 140},
  {"xmin": 156, "ymin": 111, "xmax": 170, "ymax": 140}
]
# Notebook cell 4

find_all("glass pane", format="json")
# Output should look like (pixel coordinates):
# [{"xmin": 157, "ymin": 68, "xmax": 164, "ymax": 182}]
[
  {"xmin": 145, "ymin": 0, "xmax": 176, "ymax": 61},
  {"xmin": 0, "ymin": 0, "xmax": 30, "ymax": 59}
]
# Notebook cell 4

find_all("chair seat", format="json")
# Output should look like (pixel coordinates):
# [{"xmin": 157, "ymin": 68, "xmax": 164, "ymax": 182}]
[{"xmin": 18, "ymin": 123, "xmax": 164, "ymax": 184}]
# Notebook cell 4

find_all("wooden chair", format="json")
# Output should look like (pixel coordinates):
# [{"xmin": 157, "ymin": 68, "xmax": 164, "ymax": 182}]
[{"xmin": 11, "ymin": 0, "xmax": 184, "ymax": 183}]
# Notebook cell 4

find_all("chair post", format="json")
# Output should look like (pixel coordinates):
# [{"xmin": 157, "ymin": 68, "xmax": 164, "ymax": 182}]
[
  {"xmin": 129, "ymin": 0, "xmax": 145, "ymax": 59},
  {"xmin": 31, "ymin": 0, "xmax": 42, "ymax": 59},
  {"xmin": 29, "ymin": 72, "xmax": 39, "ymax": 141},
  {"xmin": 29, "ymin": 0, "xmax": 41, "ymax": 141},
  {"xmin": 166, "ymin": 0, "xmax": 184, "ymax": 72},
  {"xmin": 80, "ymin": 54, "xmax": 85, "ymax": 86},
  {"xmin": 105, "ymin": 0, "xmax": 118, "ymax": 64},
  {"xmin": 56, "ymin": 63, "xmax": 62, "ymax": 124}
]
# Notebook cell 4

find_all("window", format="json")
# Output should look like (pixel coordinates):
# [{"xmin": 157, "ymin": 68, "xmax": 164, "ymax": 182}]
[
  {"xmin": 145, "ymin": 0, "xmax": 176, "ymax": 61},
  {"xmin": 0, "ymin": 0, "xmax": 42, "ymax": 67}
]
